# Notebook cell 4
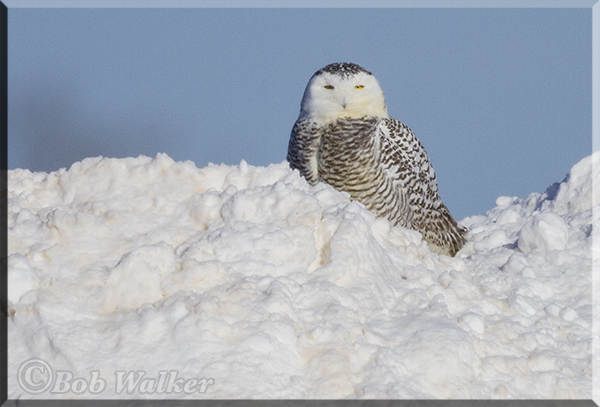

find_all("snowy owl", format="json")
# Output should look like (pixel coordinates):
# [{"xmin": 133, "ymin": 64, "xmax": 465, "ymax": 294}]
[{"xmin": 287, "ymin": 62, "xmax": 465, "ymax": 256}]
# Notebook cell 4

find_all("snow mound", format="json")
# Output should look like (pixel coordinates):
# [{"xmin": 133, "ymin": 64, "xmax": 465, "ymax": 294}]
[{"xmin": 7, "ymin": 152, "xmax": 596, "ymax": 399}]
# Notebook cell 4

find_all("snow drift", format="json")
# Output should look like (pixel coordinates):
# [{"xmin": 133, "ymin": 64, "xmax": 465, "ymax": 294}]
[{"xmin": 7, "ymin": 151, "xmax": 597, "ymax": 399}]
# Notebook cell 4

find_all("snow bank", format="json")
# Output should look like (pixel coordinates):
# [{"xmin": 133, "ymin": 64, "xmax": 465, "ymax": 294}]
[{"xmin": 7, "ymin": 151, "xmax": 596, "ymax": 399}]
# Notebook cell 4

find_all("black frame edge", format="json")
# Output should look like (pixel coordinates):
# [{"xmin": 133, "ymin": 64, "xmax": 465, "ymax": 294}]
[{"xmin": 0, "ymin": 0, "xmax": 8, "ymax": 404}]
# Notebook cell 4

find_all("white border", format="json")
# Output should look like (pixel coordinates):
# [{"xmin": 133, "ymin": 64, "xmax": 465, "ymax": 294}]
[
  {"xmin": 1, "ymin": 0, "xmax": 597, "ymax": 8},
  {"xmin": 592, "ymin": 0, "xmax": 599, "ymax": 404}
]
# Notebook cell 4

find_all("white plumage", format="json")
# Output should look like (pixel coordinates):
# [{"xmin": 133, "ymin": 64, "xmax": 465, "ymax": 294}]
[{"xmin": 287, "ymin": 62, "xmax": 465, "ymax": 256}]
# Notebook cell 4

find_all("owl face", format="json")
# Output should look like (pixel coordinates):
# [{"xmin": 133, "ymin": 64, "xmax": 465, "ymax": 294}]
[{"xmin": 299, "ymin": 64, "xmax": 389, "ymax": 122}]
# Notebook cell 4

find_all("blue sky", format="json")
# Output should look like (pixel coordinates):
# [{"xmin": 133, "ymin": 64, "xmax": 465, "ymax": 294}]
[{"xmin": 7, "ymin": 2, "xmax": 595, "ymax": 219}]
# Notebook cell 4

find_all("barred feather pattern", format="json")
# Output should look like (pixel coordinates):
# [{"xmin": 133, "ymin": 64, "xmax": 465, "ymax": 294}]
[{"xmin": 287, "ymin": 115, "xmax": 465, "ymax": 256}]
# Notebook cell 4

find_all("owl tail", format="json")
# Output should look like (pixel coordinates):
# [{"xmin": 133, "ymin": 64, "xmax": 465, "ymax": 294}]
[{"xmin": 417, "ymin": 205, "xmax": 466, "ymax": 257}]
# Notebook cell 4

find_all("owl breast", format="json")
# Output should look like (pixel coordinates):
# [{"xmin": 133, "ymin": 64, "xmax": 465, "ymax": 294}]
[{"xmin": 316, "ymin": 116, "xmax": 411, "ymax": 227}]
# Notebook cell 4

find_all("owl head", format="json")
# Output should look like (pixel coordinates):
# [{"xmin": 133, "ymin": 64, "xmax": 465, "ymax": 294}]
[{"xmin": 298, "ymin": 62, "xmax": 389, "ymax": 122}]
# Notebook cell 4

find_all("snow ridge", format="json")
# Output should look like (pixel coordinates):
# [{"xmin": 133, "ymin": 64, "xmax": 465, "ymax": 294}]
[{"xmin": 7, "ymin": 152, "xmax": 597, "ymax": 399}]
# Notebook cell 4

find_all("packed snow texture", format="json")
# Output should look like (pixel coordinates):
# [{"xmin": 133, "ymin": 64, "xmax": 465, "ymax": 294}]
[{"xmin": 7, "ymin": 152, "xmax": 597, "ymax": 399}]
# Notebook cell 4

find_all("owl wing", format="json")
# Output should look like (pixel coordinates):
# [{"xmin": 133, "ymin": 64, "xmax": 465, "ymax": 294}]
[
  {"xmin": 377, "ymin": 118, "xmax": 466, "ymax": 255},
  {"xmin": 287, "ymin": 118, "xmax": 321, "ymax": 185}
]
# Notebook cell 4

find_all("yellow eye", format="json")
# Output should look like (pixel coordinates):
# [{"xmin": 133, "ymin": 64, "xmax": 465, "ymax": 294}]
[
  {"xmin": 324, "ymin": 85, "xmax": 334, "ymax": 90},
  {"xmin": 355, "ymin": 85, "xmax": 364, "ymax": 89}
]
